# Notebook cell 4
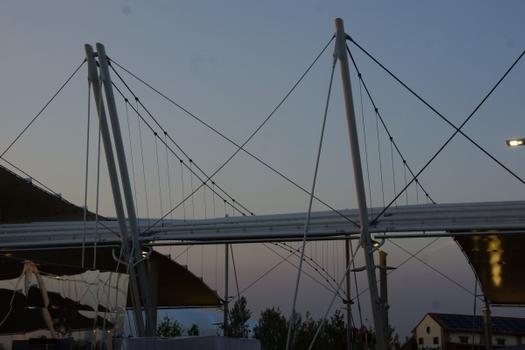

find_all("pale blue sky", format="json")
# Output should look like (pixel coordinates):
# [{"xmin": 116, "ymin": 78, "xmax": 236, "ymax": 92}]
[{"xmin": 0, "ymin": 0, "xmax": 524, "ymax": 338}]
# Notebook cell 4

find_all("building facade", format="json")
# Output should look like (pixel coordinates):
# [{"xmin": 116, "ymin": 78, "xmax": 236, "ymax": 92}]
[{"xmin": 413, "ymin": 313, "xmax": 525, "ymax": 350}]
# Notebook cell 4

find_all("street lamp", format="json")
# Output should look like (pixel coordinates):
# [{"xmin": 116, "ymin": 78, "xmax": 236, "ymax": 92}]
[
  {"xmin": 506, "ymin": 138, "xmax": 525, "ymax": 147},
  {"xmin": 368, "ymin": 238, "xmax": 385, "ymax": 249}
]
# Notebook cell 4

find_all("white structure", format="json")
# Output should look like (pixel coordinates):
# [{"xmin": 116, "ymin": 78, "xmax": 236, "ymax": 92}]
[
  {"xmin": 1, "ymin": 201, "xmax": 525, "ymax": 248},
  {"xmin": 413, "ymin": 313, "xmax": 525, "ymax": 350}
]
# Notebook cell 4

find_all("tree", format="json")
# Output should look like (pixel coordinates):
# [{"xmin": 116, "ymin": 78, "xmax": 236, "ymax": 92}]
[
  {"xmin": 356, "ymin": 326, "xmax": 376, "ymax": 350},
  {"xmin": 187, "ymin": 324, "xmax": 200, "ymax": 336},
  {"xmin": 323, "ymin": 310, "xmax": 346, "ymax": 350},
  {"xmin": 226, "ymin": 296, "xmax": 252, "ymax": 338},
  {"xmin": 289, "ymin": 310, "xmax": 347, "ymax": 350},
  {"xmin": 386, "ymin": 325, "xmax": 401, "ymax": 350},
  {"xmin": 254, "ymin": 307, "xmax": 288, "ymax": 350},
  {"xmin": 157, "ymin": 316, "xmax": 183, "ymax": 337},
  {"xmin": 293, "ymin": 312, "xmax": 325, "ymax": 350}
]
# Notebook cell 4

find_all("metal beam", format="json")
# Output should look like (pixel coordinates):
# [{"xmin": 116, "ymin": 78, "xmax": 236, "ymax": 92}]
[{"xmin": 1, "ymin": 201, "xmax": 525, "ymax": 248}]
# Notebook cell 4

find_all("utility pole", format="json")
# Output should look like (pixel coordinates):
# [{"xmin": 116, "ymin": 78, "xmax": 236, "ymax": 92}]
[
  {"xmin": 224, "ymin": 243, "xmax": 229, "ymax": 336},
  {"xmin": 334, "ymin": 18, "xmax": 386, "ymax": 350},
  {"xmin": 379, "ymin": 250, "xmax": 390, "ymax": 341},
  {"xmin": 345, "ymin": 238, "xmax": 353, "ymax": 350},
  {"xmin": 483, "ymin": 298, "xmax": 493, "ymax": 350},
  {"xmin": 84, "ymin": 44, "xmax": 145, "ymax": 336}
]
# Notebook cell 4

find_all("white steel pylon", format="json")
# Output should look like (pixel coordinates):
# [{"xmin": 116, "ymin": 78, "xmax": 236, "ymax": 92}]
[
  {"xmin": 85, "ymin": 44, "xmax": 156, "ymax": 337},
  {"xmin": 334, "ymin": 18, "xmax": 387, "ymax": 350}
]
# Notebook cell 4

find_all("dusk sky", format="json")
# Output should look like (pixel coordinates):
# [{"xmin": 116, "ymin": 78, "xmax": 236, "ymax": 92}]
[{"xmin": 0, "ymin": 0, "xmax": 524, "ymax": 338}]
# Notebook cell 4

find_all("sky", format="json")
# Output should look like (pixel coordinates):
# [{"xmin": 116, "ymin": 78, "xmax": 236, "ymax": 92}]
[{"xmin": 0, "ymin": 0, "xmax": 524, "ymax": 339}]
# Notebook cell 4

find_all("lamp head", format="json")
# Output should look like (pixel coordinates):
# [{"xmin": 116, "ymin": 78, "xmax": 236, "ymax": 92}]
[{"xmin": 506, "ymin": 138, "xmax": 525, "ymax": 147}]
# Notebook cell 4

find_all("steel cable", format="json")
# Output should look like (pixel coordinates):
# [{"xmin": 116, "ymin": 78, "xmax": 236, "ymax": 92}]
[
  {"xmin": 81, "ymin": 82, "xmax": 91, "ymax": 268},
  {"xmin": 1, "ymin": 60, "xmax": 86, "ymax": 158},
  {"xmin": 108, "ymin": 65, "xmax": 253, "ymax": 216},
  {"xmin": 346, "ymin": 45, "xmax": 435, "ymax": 205},
  {"xmin": 111, "ymin": 84, "xmax": 251, "ymax": 225},
  {"xmin": 285, "ymin": 60, "xmax": 336, "ymax": 350},
  {"xmin": 358, "ymin": 79, "xmax": 374, "ymax": 216},
  {"xmin": 346, "ymin": 38, "xmax": 525, "ymax": 224},
  {"xmin": 107, "ymin": 38, "xmax": 360, "ymax": 228}
]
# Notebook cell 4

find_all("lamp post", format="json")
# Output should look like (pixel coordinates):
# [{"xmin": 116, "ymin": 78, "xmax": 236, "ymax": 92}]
[{"xmin": 500, "ymin": 136, "xmax": 524, "ymax": 347}]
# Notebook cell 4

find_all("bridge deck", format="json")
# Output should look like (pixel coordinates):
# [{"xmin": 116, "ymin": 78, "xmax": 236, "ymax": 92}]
[{"xmin": 1, "ymin": 201, "xmax": 524, "ymax": 248}]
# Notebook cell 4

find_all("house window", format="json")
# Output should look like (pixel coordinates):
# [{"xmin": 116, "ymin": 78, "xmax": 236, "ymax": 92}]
[
  {"xmin": 418, "ymin": 338, "xmax": 423, "ymax": 345},
  {"xmin": 496, "ymin": 338, "xmax": 506, "ymax": 346},
  {"xmin": 459, "ymin": 336, "xmax": 469, "ymax": 344},
  {"xmin": 433, "ymin": 337, "xmax": 439, "ymax": 344},
  {"xmin": 426, "ymin": 326, "xmax": 431, "ymax": 334}
]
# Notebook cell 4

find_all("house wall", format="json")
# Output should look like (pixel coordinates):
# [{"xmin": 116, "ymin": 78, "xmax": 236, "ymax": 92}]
[
  {"xmin": 448, "ymin": 332, "xmax": 483, "ymax": 345},
  {"xmin": 415, "ymin": 315, "xmax": 443, "ymax": 350},
  {"xmin": 413, "ymin": 314, "xmax": 525, "ymax": 349},
  {"xmin": 449, "ymin": 332, "xmax": 519, "ymax": 347},
  {"xmin": 490, "ymin": 334, "xmax": 519, "ymax": 347}
]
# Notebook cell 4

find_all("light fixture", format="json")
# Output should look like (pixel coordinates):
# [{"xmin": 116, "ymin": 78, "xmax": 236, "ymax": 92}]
[
  {"xmin": 140, "ymin": 247, "xmax": 152, "ymax": 259},
  {"xmin": 506, "ymin": 138, "xmax": 525, "ymax": 147},
  {"xmin": 371, "ymin": 238, "xmax": 385, "ymax": 249}
]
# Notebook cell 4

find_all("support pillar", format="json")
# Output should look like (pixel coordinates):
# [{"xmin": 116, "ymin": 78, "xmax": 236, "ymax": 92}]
[
  {"xmin": 334, "ymin": 18, "xmax": 386, "ymax": 350},
  {"xmin": 84, "ymin": 44, "xmax": 145, "ymax": 336},
  {"xmin": 147, "ymin": 256, "xmax": 160, "ymax": 331},
  {"xmin": 345, "ymin": 238, "xmax": 353, "ymax": 350},
  {"xmin": 224, "ymin": 243, "xmax": 229, "ymax": 336},
  {"xmin": 483, "ymin": 299, "xmax": 493, "ymax": 350},
  {"xmin": 96, "ymin": 43, "xmax": 156, "ymax": 336},
  {"xmin": 379, "ymin": 251, "xmax": 389, "ymax": 341}
]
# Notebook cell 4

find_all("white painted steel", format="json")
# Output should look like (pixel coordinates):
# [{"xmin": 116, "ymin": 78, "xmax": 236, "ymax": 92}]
[
  {"xmin": 334, "ymin": 17, "xmax": 384, "ymax": 348},
  {"xmin": 0, "ymin": 201, "xmax": 524, "ymax": 248},
  {"xmin": 97, "ymin": 43, "xmax": 156, "ymax": 336},
  {"xmin": 86, "ymin": 44, "xmax": 145, "ymax": 336}
]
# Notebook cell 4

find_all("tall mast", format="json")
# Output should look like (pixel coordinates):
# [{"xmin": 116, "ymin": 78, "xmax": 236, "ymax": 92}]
[
  {"xmin": 84, "ymin": 44, "xmax": 146, "ymax": 336},
  {"xmin": 334, "ymin": 18, "xmax": 386, "ymax": 350},
  {"xmin": 95, "ymin": 43, "xmax": 157, "ymax": 336}
]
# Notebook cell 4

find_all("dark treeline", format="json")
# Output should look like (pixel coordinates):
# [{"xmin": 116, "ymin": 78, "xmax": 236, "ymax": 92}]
[
  {"xmin": 157, "ymin": 296, "xmax": 401, "ymax": 350},
  {"xmin": 253, "ymin": 305, "xmax": 396, "ymax": 350}
]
